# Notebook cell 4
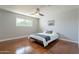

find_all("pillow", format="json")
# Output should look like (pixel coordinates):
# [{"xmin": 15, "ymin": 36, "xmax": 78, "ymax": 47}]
[{"xmin": 46, "ymin": 31, "xmax": 53, "ymax": 34}]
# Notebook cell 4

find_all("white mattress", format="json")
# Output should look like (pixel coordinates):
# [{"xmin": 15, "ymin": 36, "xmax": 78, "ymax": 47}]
[{"xmin": 29, "ymin": 32, "xmax": 59, "ymax": 47}]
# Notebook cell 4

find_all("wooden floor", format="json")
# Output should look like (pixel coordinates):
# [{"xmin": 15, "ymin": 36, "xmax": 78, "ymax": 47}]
[{"xmin": 0, "ymin": 37, "xmax": 79, "ymax": 54}]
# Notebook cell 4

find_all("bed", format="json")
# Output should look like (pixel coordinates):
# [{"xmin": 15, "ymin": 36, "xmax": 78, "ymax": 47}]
[{"xmin": 28, "ymin": 31, "xmax": 59, "ymax": 47}]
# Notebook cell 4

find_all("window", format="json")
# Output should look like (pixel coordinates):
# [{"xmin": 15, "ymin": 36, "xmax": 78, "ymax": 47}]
[{"xmin": 16, "ymin": 18, "xmax": 32, "ymax": 27}]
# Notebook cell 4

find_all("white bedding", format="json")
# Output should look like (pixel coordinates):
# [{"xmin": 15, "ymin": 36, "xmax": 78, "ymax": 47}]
[{"xmin": 28, "ymin": 32, "xmax": 59, "ymax": 47}]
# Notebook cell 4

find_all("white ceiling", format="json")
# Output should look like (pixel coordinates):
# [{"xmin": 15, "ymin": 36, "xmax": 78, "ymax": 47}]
[
  {"xmin": 0, "ymin": 5, "xmax": 46, "ymax": 18},
  {"xmin": 0, "ymin": 5, "xmax": 78, "ymax": 18}
]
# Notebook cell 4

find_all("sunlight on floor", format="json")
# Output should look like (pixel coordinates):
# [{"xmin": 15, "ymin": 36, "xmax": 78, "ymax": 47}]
[{"xmin": 16, "ymin": 46, "xmax": 32, "ymax": 54}]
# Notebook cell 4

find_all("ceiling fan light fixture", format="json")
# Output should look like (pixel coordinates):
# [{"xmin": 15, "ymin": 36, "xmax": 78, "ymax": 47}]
[{"xmin": 31, "ymin": 8, "xmax": 44, "ymax": 16}]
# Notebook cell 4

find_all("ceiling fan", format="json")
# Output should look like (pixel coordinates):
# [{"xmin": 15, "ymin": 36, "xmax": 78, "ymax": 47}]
[{"xmin": 31, "ymin": 8, "xmax": 44, "ymax": 16}]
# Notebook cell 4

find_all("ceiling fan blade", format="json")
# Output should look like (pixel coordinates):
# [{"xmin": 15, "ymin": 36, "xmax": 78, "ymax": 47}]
[
  {"xmin": 30, "ymin": 8, "xmax": 44, "ymax": 16},
  {"xmin": 39, "ymin": 13, "xmax": 44, "ymax": 16},
  {"xmin": 31, "ymin": 8, "xmax": 39, "ymax": 15}
]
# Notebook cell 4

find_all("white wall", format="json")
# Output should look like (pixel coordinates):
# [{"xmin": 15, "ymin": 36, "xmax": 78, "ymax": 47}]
[
  {"xmin": 0, "ymin": 12, "xmax": 3, "ymax": 38},
  {"xmin": 40, "ymin": 6, "xmax": 78, "ymax": 43},
  {"xmin": 0, "ymin": 9, "xmax": 39, "ymax": 40},
  {"xmin": 78, "ymin": 9, "xmax": 79, "ymax": 44},
  {"xmin": 78, "ymin": 16, "xmax": 79, "ymax": 43}
]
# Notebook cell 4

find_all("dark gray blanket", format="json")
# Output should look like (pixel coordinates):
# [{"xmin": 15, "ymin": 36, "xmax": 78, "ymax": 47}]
[{"xmin": 35, "ymin": 34, "xmax": 50, "ymax": 42}]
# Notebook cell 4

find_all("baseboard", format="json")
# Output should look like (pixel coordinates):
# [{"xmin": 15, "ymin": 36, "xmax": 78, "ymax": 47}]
[
  {"xmin": 60, "ymin": 38, "xmax": 78, "ymax": 44},
  {"xmin": 0, "ymin": 35, "xmax": 28, "ymax": 42}
]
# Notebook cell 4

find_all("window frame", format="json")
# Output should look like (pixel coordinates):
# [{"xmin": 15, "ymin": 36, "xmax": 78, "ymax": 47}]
[{"xmin": 16, "ymin": 18, "xmax": 33, "ymax": 27}]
